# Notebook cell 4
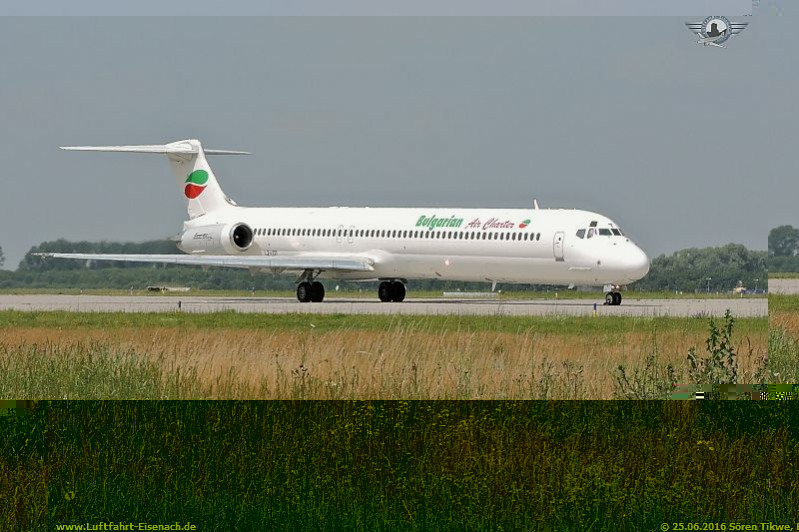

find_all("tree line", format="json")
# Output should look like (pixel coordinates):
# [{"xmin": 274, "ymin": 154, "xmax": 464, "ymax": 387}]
[
  {"xmin": 768, "ymin": 224, "xmax": 799, "ymax": 272},
  {"xmin": 0, "ymin": 238, "xmax": 767, "ymax": 293},
  {"xmin": 633, "ymin": 243, "xmax": 765, "ymax": 293}
]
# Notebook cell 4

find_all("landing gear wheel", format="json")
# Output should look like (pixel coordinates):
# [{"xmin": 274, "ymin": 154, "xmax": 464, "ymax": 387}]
[
  {"xmin": 391, "ymin": 281, "xmax": 406, "ymax": 302},
  {"xmin": 297, "ymin": 282, "xmax": 313, "ymax": 303},
  {"xmin": 378, "ymin": 281, "xmax": 393, "ymax": 302},
  {"xmin": 605, "ymin": 293, "xmax": 614, "ymax": 306},
  {"xmin": 613, "ymin": 292, "xmax": 622, "ymax": 305},
  {"xmin": 310, "ymin": 281, "xmax": 325, "ymax": 303}
]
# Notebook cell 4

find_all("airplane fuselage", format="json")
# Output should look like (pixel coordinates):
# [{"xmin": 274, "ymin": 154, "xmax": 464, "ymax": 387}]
[{"xmin": 180, "ymin": 205, "xmax": 650, "ymax": 286}]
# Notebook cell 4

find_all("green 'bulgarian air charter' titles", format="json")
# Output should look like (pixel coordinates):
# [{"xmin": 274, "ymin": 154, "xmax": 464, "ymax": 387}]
[{"xmin": 416, "ymin": 215, "xmax": 532, "ymax": 231}]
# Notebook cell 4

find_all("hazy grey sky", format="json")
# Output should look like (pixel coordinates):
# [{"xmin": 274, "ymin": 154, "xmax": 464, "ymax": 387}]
[
  {"xmin": 0, "ymin": 11, "xmax": 793, "ymax": 269},
  {"xmin": 1, "ymin": 0, "xmax": 752, "ymax": 17}
]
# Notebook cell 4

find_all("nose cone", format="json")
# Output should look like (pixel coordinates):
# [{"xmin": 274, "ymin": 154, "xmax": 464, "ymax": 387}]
[{"xmin": 627, "ymin": 245, "xmax": 650, "ymax": 281}]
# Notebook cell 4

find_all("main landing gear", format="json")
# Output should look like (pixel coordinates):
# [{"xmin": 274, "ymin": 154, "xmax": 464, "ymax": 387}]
[
  {"xmin": 297, "ymin": 281, "xmax": 325, "ymax": 303},
  {"xmin": 294, "ymin": 273, "xmax": 407, "ymax": 303},
  {"xmin": 378, "ymin": 280, "xmax": 406, "ymax": 302},
  {"xmin": 296, "ymin": 269, "xmax": 325, "ymax": 302},
  {"xmin": 604, "ymin": 291, "xmax": 622, "ymax": 306}
]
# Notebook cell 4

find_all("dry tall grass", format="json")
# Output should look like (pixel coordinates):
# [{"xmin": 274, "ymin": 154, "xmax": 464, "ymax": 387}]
[
  {"xmin": 1, "ymin": 323, "xmax": 767, "ymax": 399},
  {"xmin": 768, "ymin": 297, "xmax": 799, "ymax": 381},
  {"xmin": 771, "ymin": 313, "xmax": 799, "ymax": 336}
]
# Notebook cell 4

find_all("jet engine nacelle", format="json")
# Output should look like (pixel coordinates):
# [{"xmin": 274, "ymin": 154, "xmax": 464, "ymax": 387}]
[{"xmin": 177, "ymin": 223, "xmax": 254, "ymax": 254}]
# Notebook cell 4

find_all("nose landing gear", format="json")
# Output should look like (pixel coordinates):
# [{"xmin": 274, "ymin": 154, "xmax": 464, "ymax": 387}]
[{"xmin": 604, "ymin": 291, "xmax": 622, "ymax": 306}]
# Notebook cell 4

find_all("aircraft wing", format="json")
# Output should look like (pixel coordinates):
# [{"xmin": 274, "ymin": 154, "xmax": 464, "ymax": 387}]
[{"xmin": 34, "ymin": 253, "xmax": 375, "ymax": 273}]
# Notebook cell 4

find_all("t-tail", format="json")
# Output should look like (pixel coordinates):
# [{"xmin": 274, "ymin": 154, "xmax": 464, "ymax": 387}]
[{"xmin": 60, "ymin": 139, "xmax": 250, "ymax": 219}]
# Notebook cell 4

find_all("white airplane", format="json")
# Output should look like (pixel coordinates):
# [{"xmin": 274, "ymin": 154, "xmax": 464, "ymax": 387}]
[{"xmin": 40, "ymin": 139, "xmax": 649, "ymax": 305}]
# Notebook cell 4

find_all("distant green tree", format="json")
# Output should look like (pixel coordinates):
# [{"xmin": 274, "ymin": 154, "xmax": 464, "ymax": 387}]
[
  {"xmin": 768, "ymin": 225, "xmax": 799, "ymax": 257},
  {"xmin": 631, "ymin": 244, "xmax": 766, "ymax": 293},
  {"xmin": 0, "ymin": 245, "xmax": 4, "ymax": 268}
]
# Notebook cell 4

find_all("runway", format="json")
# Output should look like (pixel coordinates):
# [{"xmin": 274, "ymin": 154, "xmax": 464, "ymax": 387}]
[
  {"xmin": 768, "ymin": 278, "xmax": 799, "ymax": 295},
  {"xmin": 0, "ymin": 295, "xmax": 767, "ymax": 317}
]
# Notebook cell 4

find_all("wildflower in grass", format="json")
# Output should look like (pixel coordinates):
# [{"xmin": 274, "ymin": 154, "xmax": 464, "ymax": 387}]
[{"xmin": 696, "ymin": 439, "xmax": 715, "ymax": 451}]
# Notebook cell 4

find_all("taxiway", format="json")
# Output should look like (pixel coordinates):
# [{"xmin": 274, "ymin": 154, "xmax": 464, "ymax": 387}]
[
  {"xmin": 0, "ymin": 295, "xmax": 767, "ymax": 317},
  {"xmin": 768, "ymin": 279, "xmax": 799, "ymax": 295}
]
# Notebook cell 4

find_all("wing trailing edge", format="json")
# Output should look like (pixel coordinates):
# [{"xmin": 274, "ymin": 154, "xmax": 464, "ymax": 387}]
[{"xmin": 34, "ymin": 253, "xmax": 374, "ymax": 273}]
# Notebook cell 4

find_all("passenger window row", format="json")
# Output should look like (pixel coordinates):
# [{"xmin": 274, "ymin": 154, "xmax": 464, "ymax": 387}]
[{"xmin": 251, "ymin": 227, "xmax": 543, "ymax": 242}]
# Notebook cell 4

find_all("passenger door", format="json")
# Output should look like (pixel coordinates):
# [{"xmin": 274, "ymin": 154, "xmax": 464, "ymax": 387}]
[{"xmin": 553, "ymin": 232, "xmax": 565, "ymax": 262}]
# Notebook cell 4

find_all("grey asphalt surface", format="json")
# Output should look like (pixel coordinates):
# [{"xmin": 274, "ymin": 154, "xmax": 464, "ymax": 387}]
[
  {"xmin": 0, "ymin": 295, "xmax": 767, "ymax": 317},
  {"xmin": 768, "ymin": 279, "xmax": 799, "ymax": 295}
]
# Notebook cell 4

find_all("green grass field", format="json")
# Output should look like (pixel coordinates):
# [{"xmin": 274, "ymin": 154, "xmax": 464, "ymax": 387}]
[
  {"xmin": 0, "ymin": 309, "xmax": 755, "ymax": 335},
  {"xmin": 1, "ymin": 401, "xmax": 795, "ymax": 531},
  {"xmin": 765, "ymin": 272, "xmax": 799, "ymax": 279},
  {"xmin": 769, "ymin": 294, "xmax": 799, "ymax": 314}
]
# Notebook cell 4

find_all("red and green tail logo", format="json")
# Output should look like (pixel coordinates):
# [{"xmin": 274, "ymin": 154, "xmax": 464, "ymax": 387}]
[
  {"xmin": 519, "ymin": 219, "xmax": 531, "ymax": 229},
  {"xmin": 184, "ymin": 170, "xmax": 209, "ymax": 199}
]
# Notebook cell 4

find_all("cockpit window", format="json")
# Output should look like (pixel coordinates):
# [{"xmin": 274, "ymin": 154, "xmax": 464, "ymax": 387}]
[{"xmin": 577, "ymin": 222, "xmax": 630, "ymax": 239}]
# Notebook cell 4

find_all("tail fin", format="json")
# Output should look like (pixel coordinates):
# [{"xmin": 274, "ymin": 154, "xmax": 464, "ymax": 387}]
[{"xmin": 61, "ymin": 139, "xmax": 250, "ymax": 219}]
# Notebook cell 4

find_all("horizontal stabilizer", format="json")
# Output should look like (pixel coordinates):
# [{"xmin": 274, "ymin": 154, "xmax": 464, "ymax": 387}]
[{"xmin": 60, "ymin": 142, "xmax": 250, "ymax": 155}]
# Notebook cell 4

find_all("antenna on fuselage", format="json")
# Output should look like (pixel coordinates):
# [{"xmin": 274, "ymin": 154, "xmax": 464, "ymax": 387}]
[{"xmin": 533, "ymin": 199, "xmax": 540, "ymax": 210}]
